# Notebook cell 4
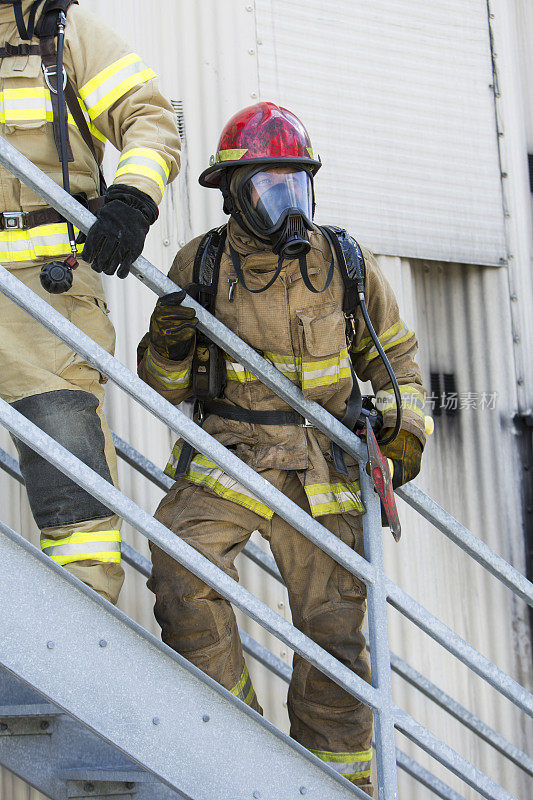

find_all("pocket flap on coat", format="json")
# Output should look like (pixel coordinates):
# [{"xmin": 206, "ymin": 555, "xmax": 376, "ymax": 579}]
[{"xmin": 297, "ymin": 303, "xmax": 346, "ymax": 357}]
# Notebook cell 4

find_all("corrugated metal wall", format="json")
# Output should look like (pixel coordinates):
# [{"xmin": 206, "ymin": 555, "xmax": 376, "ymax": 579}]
[
  {"xmin": 255, "ymin": 0, "xmax": 507, "ymax": 266},
  {"xmin": 1, "ymin": 1, "xmax": 532, "ymax": 798}
]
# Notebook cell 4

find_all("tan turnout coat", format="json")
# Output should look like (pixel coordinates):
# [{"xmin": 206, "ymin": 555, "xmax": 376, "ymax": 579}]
[{"xmin": 139, "ymin": 221, "xmax": 426, "ymax": 520}]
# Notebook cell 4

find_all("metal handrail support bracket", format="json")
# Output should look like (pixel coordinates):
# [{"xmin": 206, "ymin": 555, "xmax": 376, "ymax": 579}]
[
  {"xmin": 0, "ymin": 135, "xmax": 529, "ymax": 606},
  {"xmin": 360, "ymin": 469, "xmax": 399, "ymax": 799}
]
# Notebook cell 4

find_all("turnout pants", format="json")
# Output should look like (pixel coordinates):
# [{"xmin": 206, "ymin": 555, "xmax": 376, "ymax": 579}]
[
  {"xmin": 149, "ymin": 470, "xmax": 374, "ymax": 794},
  {"xmin": 0, "ymin": 261, "xmax": 124, "ymax": 604}
]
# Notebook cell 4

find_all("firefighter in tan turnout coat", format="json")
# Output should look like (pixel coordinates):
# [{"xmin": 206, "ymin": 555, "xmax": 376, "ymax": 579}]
[
  {"xmin": 0, "ymin": 0, "xmax": 180, "ymax": 603},
  {"xmin": 138, "ymin": 102, "xmax": 425, "ymax": 795}
]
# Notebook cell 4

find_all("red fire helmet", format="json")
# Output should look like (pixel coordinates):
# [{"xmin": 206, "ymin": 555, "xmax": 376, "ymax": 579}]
[{"xmin": 199, "ymin": 101, "xmax": 321, "ymax": 188}]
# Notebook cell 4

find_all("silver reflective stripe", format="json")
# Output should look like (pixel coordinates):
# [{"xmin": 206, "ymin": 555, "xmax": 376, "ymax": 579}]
[
  {"xmin": 117, "ymin": 153, "xmax": 168, "ymax": 184},
  {"xmin": 0, "ymin": 231, "xmax": 69, "ymax": 253},
  {"xmin": 330, "ymin": 760, "xmax": 373, "ymax": 775},
  {"xmin": 81, "ymin": 59, "xmax": 149, "ymax": 113},
  {"xmin": 42, "ymin": 540, "xmax": 121, "ymax": 558}
]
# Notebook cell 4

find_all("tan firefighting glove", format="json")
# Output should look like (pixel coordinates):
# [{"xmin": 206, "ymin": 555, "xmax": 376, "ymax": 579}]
[
  {"xmin": 380, "ymin": 429, "xmax": 423, "ymax": 490},
  {"xmin": 149, "ymin": 290, "xmax": 197, "ymax": 361}
]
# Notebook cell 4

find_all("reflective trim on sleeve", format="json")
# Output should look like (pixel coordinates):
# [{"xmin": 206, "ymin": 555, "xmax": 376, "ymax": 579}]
[
  {"xmin": 144, "ymin": 350, "xmax": 191, "ymax": 391},
  {"xmin": 79, "ymin": 53, "xmax": 157, "ymax": 120},
  {"xmin": 305, "ymin": 480, "xmax": 363, "ymax": 517},
  {"xmin": 115, "ymin": 147, "xmax": 171, "ymax": 194},
  {"xmin": 164, "ymin": 445, "xmax": 274, "ymax": 519},
  {"xmin": 0, "ymin": 223, "xmax": 84, "ymax": 263},
  {"xmin": 310, "ymin": 748, "xmax": 372, "ymax": 780},
  {"xmin": 376, "ymin": 385, "xmax": 426, "ymax": 420},
  {"xmin": 41, "ymin": 530, "xmax": 121, "ymax": 566},
  {"xmin": 353, "ymin": 320, "xmax": 414, "ymax": 362},
  {"xmin": 230, "ymin": 664, "xmax": 257, "ymax": 706}
]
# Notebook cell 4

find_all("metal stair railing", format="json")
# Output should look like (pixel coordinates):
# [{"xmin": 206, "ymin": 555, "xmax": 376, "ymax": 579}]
[
  {"xmin": 3, "ymin": 438, "xmax": 531, "ymax": 791},
  {"xmin": 0, "ymin": 138, "xmax": 530, "ymax": 799},
  {"xmin": 0, "ymin": 272, "xmax": 528, "ymax": 800},
  {"xmin": 0, "ymin": 136, "xmax": 530, "ymax": 608},
  {"xmin": 0, "ymin": 381, "xmax": 517, "ymax": 800},
  {"xmin": 0, "ymin": 450, "xmax": 471, "ymax": 800},
  {"xmin": 0, "ymin": 519, "xmax": 365, "ymax": 800}
]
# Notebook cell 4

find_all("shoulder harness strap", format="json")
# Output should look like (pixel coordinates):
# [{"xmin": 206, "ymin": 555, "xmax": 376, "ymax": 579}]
[
  {"xmin": 318, "ymin": 224, "xmax": 366, "ymax": 314},
  {"xmin": 36, "ymin": 0, "xmax": 77, "ymax": 163},
  {"xmin": 191, "ymin": 225, "xmax": 227, "ymax": 311},
  {"xmin": 318, "ymin": 225, "xmax": 367, "ymax": 475}
]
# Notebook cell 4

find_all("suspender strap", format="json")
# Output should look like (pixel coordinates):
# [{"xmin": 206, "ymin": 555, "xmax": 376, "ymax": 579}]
[{"xmin": 65, "ymin": 78, "xmax": 106, "ymax": 194}]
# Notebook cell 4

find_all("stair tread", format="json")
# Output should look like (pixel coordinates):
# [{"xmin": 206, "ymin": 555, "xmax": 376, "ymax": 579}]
[
  {"xmin": 58, "ymin": 766, "xmax": 149, "ymax": 782},
  {"xmin": 0, "ymin": 703, "xmax": 61, "ymax": 718}
]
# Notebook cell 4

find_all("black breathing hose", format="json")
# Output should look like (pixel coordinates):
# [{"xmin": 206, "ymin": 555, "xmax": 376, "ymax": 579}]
[
  {"xmin": 56, "ymin": 10, "xmax": 77, "ymax": 257},
  {"xmin": 358, "ymin": 290, "xmax": 403, "ymax": 446}
]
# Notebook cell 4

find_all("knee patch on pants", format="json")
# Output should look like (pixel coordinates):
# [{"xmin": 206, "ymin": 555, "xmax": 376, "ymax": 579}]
[{"xmin": 12, "ymin": 390, "xmax": 114, "ymax": 529}]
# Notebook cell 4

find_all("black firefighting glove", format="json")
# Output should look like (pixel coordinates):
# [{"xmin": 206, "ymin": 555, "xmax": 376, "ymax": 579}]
[
  {"xmin": 149, "ymin": 290, "xmax": 197, "ymax": 361},
  {"xmin": 380, "ymin": 429, "xmax": 423, "ymax": 490},
  {"xmin": 83, "ymin": 184, "xmax": 159, "ymax": 279}
]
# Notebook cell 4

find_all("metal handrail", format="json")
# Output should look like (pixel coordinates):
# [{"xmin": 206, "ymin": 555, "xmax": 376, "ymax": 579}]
[
  {"xmin": 0, "ymin": 139, "xmax": 530, "ymax": 798},
  {"xmin": 0, "ymin": 398, "xmax": 515, "ymax": 800},
  {"xmin": 4, "ymin": 439, "xmax": 529, "ymax": 777},
  {"xmin": 0, "ymin": 136, "xmax": 530, "ymax": 609},
  {"xmin": 0, "ymin": 264, "xmax": 529, "ymax": 724}
]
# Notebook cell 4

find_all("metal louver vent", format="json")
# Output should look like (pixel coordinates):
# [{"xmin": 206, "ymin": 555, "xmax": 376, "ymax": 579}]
[{"xmin": 171, "ymin": 99, "xmax": 186, "ymax": 143}]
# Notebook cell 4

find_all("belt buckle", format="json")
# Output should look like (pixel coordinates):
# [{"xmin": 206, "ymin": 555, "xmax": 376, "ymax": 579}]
[
  {"xmin": 300, "ymin": 417, "xmax": 314, "ymax": 428},
  {"xmin": 2, "ymin": 212, "xmax": 26, "ymax": 230}
]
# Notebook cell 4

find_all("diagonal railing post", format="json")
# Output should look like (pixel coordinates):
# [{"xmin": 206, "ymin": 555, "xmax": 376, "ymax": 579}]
[{"xmin": 360, "ymin": 469, "xmax": 399, "ymax": 799}]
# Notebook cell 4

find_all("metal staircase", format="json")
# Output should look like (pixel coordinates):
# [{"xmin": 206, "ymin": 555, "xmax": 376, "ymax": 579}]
[{"xmin": 0, "ymin": 137, "xmax": 531, "ymax": 800}]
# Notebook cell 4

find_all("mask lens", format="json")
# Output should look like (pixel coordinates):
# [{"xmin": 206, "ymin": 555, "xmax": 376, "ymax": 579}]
[{"xmin": 243, "ymin": 169, "xmax": 312, "ymax": 231}]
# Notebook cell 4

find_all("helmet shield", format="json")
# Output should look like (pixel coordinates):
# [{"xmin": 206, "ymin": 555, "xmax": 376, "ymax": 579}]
[{"xmin": 238, "ymin": 168, "xmax": 313, "ymax": 236}]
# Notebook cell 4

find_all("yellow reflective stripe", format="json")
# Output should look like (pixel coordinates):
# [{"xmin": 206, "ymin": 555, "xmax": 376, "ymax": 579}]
[
  {"xmin": 0, "ymin": 223, "xmax": 85, "ymax": 263},
  {"xmin": 118, "ymin": 147, "xmax": 170, "ymax": 176},
  {"xmin": 217, "ymin": 148, "xmax": 248, "ymax": 162},
  {"xmin": 0, "ymin": 87, "xmax": 107, "ymax": 144},
  {"xmin": 41, "ymin": 530, "xmax": 121, "ymax": 566},
  {"xmin": 230, "ymin": 665, "xmax": 249, "ymax": 697},
  {"xmin": 115, "ymin": 163, "xmax": 165, "ymax": 193},
  {"xmin": 305, "ymin": 481, "xmax": 363, "ymax": 517},
  {"xmin": 79, "ymin": 53, "xmax": 156, "ymax": 119},
  {"xmin": 225, "ymin": 359, "xmax": 259, "ymax": 383},
  {"xmin": 145, "ymin": 351, "xmax": 191, "ymax": 390},
  {"xmin": 40, "ymin": 531, "xmax": 121, "ymax": 549},
  {"xmin": 342, "ymin": 771, "xmax": 372, "ymax": 780},
  {"xmin": 164, "ymin": 446, "xmax": 273, "ymax": 519},
  {"xmin": 354, "ymin": 320, "xmax": 414, "ymax": 362},
  {"xmin": 49, "ymin": 552, "xmax": 121, "ymax": 566},
  {"xmin": 310, "ymin": 748, "xmax": 372, "ymax": 779},
  {"xmin": 115, "ymin": 149, "xmax": 170, "ymax": 193},
  {"xmin": 230, "ymin": 665, "xmax": 256, "ymax": 706},
  {"xmin": 377, "ymin": 386, "xmax": 425, "ymax": 419}
]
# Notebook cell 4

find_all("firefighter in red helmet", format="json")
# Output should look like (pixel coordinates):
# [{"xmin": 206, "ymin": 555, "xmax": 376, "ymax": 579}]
[{"xmin": 138, "ymin": 102, "xmax": 426, "ymax": 796}]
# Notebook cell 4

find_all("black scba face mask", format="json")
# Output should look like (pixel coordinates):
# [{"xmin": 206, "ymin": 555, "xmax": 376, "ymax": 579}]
[
  {"xmin": 228, "ymin": 166, "xmax": 334, "ymax": 294},
  {"xmin": 238, "ymin": 168, "xmax": 314, "ymax": 260}
]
